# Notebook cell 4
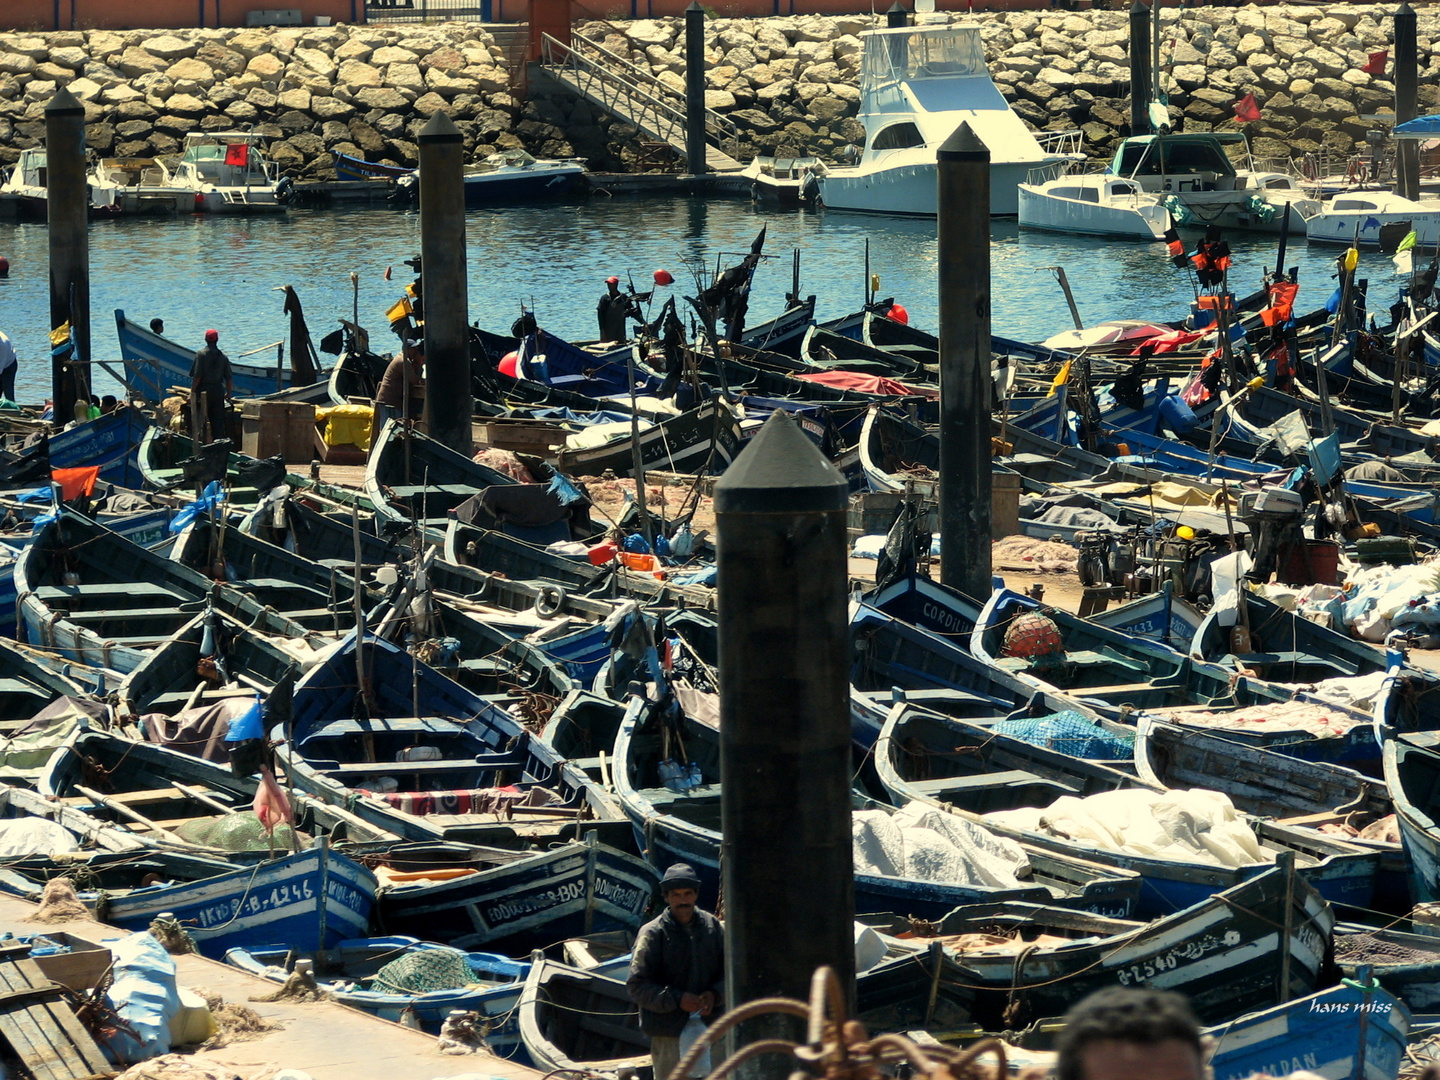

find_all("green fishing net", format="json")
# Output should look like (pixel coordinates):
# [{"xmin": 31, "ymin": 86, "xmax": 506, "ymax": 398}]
[
  {"xmin": 372, "ymin": 948, "xmax": 475, "ymax": 995},
  {"xmin": 174, "ymin": 813, "xmax": 308, "ymax": 852}
]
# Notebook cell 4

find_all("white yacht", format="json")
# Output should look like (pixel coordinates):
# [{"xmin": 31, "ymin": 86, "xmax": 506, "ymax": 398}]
[
  {"xmin": 1107, "ymin": 132, "xmax": 1318, "ymax": 234},
  {"xmin": 808, "ymin": 22, "xmax": 1079, "ymax": 216},
  {"xmin": 1018, "ymin": 169, "xmax": 1171, "ymax": 240},
  {"xmin": 1304, "ymin": 190, "xmax": 1440, "ymax": 248},
  {"xmin": 170, "ymin": 132, "xmax": 292, "ymax": 214},
  {"xmin": 86, "ymin": 157, "xmax": 191, "ymax": 215}
]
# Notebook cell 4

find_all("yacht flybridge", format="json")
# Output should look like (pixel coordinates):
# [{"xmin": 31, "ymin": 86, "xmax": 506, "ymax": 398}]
[{"xmin": 807, "ymin": 23, "xmax": 1079, "ymax": 216}]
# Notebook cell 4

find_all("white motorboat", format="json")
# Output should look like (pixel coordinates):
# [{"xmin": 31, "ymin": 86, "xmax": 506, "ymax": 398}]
[
  {"xmin": 808, "ymin": 22, "xmax": 1079, "ymax": 216},
  {"xmin": 390, "ymin": 149, "xmax": 587, "ymax": 207},
  {"xmin": 1303, "ymin": 190, "xmax": 1440, "ymax": 248},
  {"xmin": 1018, "ymin": 170, "xmax": 1171, "ymax": 240},
  {"xmin": 740, "ymin": 152, "xmax": 822, "ymax": 205},
  {"xmin": 169, "ymin": 131, "xmax": 292, "ymax": 214},
  {"xmin": 0, "ymin": 148, "xmax": 129, "ymax": 220},
  {"xmin": 86, "ymin": 157, "xmax": 190, "ymax": 215},
  {"xmin": 1108, "ymin": 132, "xmax": 1318, "ymax": 234}
]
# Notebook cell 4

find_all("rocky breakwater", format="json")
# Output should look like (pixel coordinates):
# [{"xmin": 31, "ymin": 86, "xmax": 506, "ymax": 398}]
[
  {"xmin": 0, "ymin": 5, "xmax": 1438, "ymax": 181},
  {"xmin": 0, "ymin": 23, "xmax": 556, "ymax": 178},
  {"xmin": 566, "ymin": 3, "xmax": 1440, "ymax": 169}
]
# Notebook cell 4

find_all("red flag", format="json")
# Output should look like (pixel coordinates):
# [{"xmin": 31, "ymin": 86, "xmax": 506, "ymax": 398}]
[
  {"xmin": 1232, "ymin": 93, "xmax": 1262, "ymax": 123},
  {"xmin": 1362, "ymin": 49, "xmax": 1388, "ymax": 75},
  {"xmin": 224, "ymin": 143, "xmax": 249, "ymax": 167},
  {"xmin": 51, "ymin": 466, "xmax": 99, "ymax": 501}
]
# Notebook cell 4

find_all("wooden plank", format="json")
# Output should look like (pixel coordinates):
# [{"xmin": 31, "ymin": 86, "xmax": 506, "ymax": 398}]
[{"xmin": 0, "ymin": 958, "xmax": 78, "ymax": 1080}]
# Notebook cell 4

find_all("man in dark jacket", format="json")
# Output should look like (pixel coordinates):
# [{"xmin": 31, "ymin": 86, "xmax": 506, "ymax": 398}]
[
  {"xmin": 596, "ymin": 276, "xmax": 640, "ymax": 344},
  {"xmin": 627, "ymin": 863, "xmax": 724, "ymax": 1080},
  {"xmin": 190, "ymin": 329, "xmax": 234, "ymax": 443}
]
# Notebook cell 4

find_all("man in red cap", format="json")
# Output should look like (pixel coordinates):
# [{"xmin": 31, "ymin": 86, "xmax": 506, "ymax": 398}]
[
  {"xmin": 596, "ymin": 275, "xmax": 640, "ymax": 344},
  {"xmin": 190, "ymin": 328, "xmax": 234, "ymax": 443}
]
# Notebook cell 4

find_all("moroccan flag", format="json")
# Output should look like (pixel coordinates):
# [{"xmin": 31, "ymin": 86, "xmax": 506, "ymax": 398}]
[
  {"xmin": 1233, "ymin": 93, "xmax": 1262, "ymax": 123},
  {"xmin": 224, "ymin": 143, "xmax": 249, "ymax": 167},
  {"xmin": 1362, "ymin": 49, "xmax": 1388, "ymax": 75}
]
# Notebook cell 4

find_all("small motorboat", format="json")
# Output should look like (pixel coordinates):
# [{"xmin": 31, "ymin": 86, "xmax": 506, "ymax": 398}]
[
  {"xmin": 740, "ymin": 152, "xmax": 821, "ymax": 205},
  {"xmin": 86, "ymin": 157, "xmax": 190, "ymax": 215},
  {"xmin": 392, "ymin": 150, "xmax": 587, "ymax": 207},
  {"xmin": 1304, "ymin": 189, "xmax": 1440, "ymax": 247},
  {"xmin": 170, "ymin": 131, "xmax": 292, "ymax": 214},
  {"xmin": 1018, "ymin": 171, "xmax": 1171, "ymax": 240}
]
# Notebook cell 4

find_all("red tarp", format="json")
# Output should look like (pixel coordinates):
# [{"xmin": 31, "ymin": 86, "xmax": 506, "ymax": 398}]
[
  {"xmin": 795, "ymin": 371, "xmax": 939, "ymax": 398},
  {"xmin": 51, "ymin": 466, "xmax": 99, "ymax": 500},
  {"xmin": 1130, "ymin": 328, "xmax": 1205, "ymax": 355}
]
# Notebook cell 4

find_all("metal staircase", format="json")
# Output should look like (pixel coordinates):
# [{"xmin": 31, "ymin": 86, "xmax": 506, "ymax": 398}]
[{"xmin": 538, "ymin": 32, "xmax": 743, "ymax": 172}]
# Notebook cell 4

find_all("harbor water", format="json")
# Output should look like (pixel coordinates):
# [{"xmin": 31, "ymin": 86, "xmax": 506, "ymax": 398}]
[{"xmin": 0, "ymin": 196, "xmax": 1407, "ymax": 404}]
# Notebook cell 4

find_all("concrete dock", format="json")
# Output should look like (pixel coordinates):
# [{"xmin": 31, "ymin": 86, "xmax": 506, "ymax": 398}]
[{"xmin": 0, "ymin": 894, "xmax": 543, "ymax": 1080}]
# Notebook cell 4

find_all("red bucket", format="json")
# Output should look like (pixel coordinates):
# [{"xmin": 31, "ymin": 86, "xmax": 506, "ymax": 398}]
[{"xmin": 1280, "ymin": 540, "xmax": 1340, "ymax": 586}]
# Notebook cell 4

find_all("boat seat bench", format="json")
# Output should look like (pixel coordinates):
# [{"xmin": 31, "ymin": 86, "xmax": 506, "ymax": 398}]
[
  {"xmin": 63, "ymin": 609, "xmax": 191, "ymax": 624},
  {"xmin": 905, "ymin": 770, "xmax": 1073, "ymax": 796},
  {"xmin": 36, "ymin": 583, "xmax": 177, "ymax": 600}
]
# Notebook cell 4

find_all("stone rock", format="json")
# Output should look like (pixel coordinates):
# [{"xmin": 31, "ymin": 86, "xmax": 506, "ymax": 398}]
[
  {"xmin": 348, "ymin": 118, "xmax": 386, "ymax": 153},
  {"xmin": 333, "ymin": 38, "xmax": 373, "ymax": 63},
  {"xmin": 356, "ymin": 87, "xmax": 410, "ymax": 111},
  {"xmin": 113, "ymin": 100, "xmax": 157, "ymax": 120},
  {"xmin": 426, "ymin": 69, "xmax": 479, "ymax": 96},
  {"xmin": 115, "ymin": 118, "xmax": 152, "ymax": 139},
  {"xmin": 48, "ymin": 46, "xmax": 89, "ymax": 70},
  {"xmin": 287, "ymin": 131, "xmax": 325, "ymax": 156},
  {"xmin": 800, "ymin": 61, "xmax": 841, "ymax": 85},
  {"xmin": 65, "ymin": 77, "xmax": 102, "ymax": 101},
  {"xmin": 164, "ymin": 93, "xmax": 208, "ymax": 115},
  {"xmin": 278, "ymin": 87, "xmax": 312, "ymax": 111},
  {"xmin": 164, "ymin": 57, "xmax": 214, "ymax": 89},
  {"xmin": 86, "ymin": 122, "xmax": 116, "ymax": 151},
  {"xmin": 247, "ymin": 88, "xmax": 277, "ymax": 109},
  {"xmin": 311, "ymin": 95, "xmax": 354, "ymax": 120},
  {"xmin": 386, "ymin": 63, "xmax": 425, "ymax": 91},
  {"xmin": 425, "ymin": 46, "xmax": 467, "ymax": 73},
  {"xmin": 412, "ymin": 91, "xmax": 450, "ymax": 117},
  {"xmin": 338, "ymin": 59, "xmax": 384, "ymax": 89},
  {"xmin": 152, "ymin": 114, "xmax": 194, "ymax": 135},
  {"xmin": 625, "ymin": 20, "xmax": 675, "ymax": 48},
  {"xmin": 148, "ymin": 133, "xmax": 180, "ymax": 155},
  {"xmin": 731, "ymin": 108, "xmax": 780, "ymax": 133},
  {"xmin": 101, "ymin": 84, "xmax": 143, "ymax": 104},
  {"xmin": 756, "ymin": 79, "xmax": 795, "ymax": 103},
  {"xmin": 809, "ymin": 95, "xmax": 849, "ymax": 122},
  {"xmin": 293, "ymin": 46, "xmax": 337, "ymax": 77},
  {"xmin": 114, "ymin": 47, "xmax": 166, "ymax": 77},
  {"xmin": 143, "ymin": 35, "xmax": 197, "ymax": 61},
  {"xmin": 247, "ymin": 53, "xmax": 285, "ymax": 81},
  {"xmin": 274, "ymin": 108, "xmax": 313, "ymax": 133},
  {"xmin": 371, "ymin": 45, "xmax": 420, "ymax": 66},
  {"xmin": 705, "ymin": 88, "xmax": 736, "ymax": 111},
  {"xmin": 23, "ymin": 80, "xmax": 56, "ymax": 102}
]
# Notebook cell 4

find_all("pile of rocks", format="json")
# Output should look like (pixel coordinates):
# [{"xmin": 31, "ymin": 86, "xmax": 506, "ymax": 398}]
[{"xmin": 0, "ymin": 4, "xmax": 1436, "ymax": 181}]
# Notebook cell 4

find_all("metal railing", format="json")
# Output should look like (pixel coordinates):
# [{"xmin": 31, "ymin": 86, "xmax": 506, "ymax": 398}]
[
  {"xmin": 539, "ymin": 32, "xmax": 741, "ymax": 167},
  {"xmin": 365, "ymin": 0, "xmax": 488, "ymax": 22},
  {"xmin": 1035, "ymin": 128, "xmax": 1086, "ymax": 158}
]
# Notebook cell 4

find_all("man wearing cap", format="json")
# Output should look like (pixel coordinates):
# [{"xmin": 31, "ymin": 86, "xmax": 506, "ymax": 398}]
[
  {"xmin": 627, "ymin": 863, "xmax": 725, "ymax": 1080},
  {"xmin": 371, "ymin": 340, "xmax": 425, "ymax": 449},
  {"xmin": 596, "ymin": 276, "xmax": 640, "ymax": 344},
  {"xmin": 190, "ymin": 329, "xmax": 234, "ymax": 443}
]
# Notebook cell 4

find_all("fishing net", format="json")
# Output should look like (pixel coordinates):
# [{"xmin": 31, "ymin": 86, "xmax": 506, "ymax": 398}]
[
  {"xmin": 150, "ymin": 914, "xmax": 197, "ymax": 955},
  {"xmin": 250, "ymin": 969, "xmax": 328, "ymax": 1004},
  {"xmin": 27, "ymin": 877, "xmax": 89, "ymax": 923},
  {"xmin": 373, "ymin": 948, "xmax": 475, "ymax": 996},
  {"xmin": 187, "ymin": 988, "xmax": 279, "ymax": 1049},
  {"xmin": 173, "ymin": 813, "xmax": 308, "ymax": 853},
  {"xmin": 992, "ymin": 711, "xmax": 1134, "ymax": 761},
  {"xmin": 1000, "ymin": 612, "xmax": 1064, "ymax": 661},
  {"xmin": 115, "ymin": 1054, "xmax": 244, "ymax": 1080}
]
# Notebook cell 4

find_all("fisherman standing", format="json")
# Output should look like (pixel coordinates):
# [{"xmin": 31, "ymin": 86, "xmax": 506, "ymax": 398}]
[
  {"xmin": 0, "ymin": 329, "xmax": 17, "ymax": 403},
  {"xmin": 371, "ymin": 339, "xmax": 425, "ymax": 445},
  {"xmin": 596, "ymin": 275, "xmax": 640, "ymax": 343},
  {"xmin": 627, "ymin": 864, "xmax": 725, "ymax": 1080},
  {"xmin": 190, "ymin": 329, "xmax": 233, "ymax": 443}
]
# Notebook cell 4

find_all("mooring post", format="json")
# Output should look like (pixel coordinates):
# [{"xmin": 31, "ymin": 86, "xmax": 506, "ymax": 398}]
[
  {"xmin": 716, "ymin": 411, "xmax": 854, "ymax": 1078},
  {"xmin": 46, "ymin": 87, "xmax": 89, "ymax": 423},
  {"xmin": 685, "ymin": 1, "xmax": 708, "ymax": 178},
  {"xmin": 1129, "ymin": 1, "xmax": 1152, "ymax": 134},
  {"xmin": 1395, "ymin": 3, "xmax": 1419, "ymax": 200},
  {"xmin": 886, "ymin": 1, "xmax": 907, "ymax": 27},
  {"xmin": 937, "ymin": 123, "xmax": 992, "ymax": 600},
  {"xmin": 417, "ymin": 110, "xmax": 472, "ymax": 456}
]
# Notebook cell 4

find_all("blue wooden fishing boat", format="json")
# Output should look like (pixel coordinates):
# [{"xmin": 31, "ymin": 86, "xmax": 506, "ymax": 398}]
[
  {"xmin": 518, "ymin": 958, "xmax": 648, "ymax": 1077},
  {"xmin": 1191, "ymin": 589, "xmax": 1389, "ymax": 684},
  {"xmin": 16, "ymin": 511, "xmax": 326, "ymax": 674},
  {"xmin": 1378, "ymin": 670, "xmax": 1440, "ymax": 904},
  {"xmin": 48, "ymin": 407, "xmax": 152, "ymax": 488},
  {"xmin": 1089, "ymin": 583, "xmax": 1205, "ymax": 650},
  {"xmin": 612, "ymin": 690, "xmax": 1144, "ymax": 919},
  {"xmin": 1335, "ymin": 923, "xmax": 1440, "ymax": 1013},
  {"xmin": 227, "ymin": 937, "xmax": 532, "ymax": 1050},
  {"xmin": 277, "ymin": 631, "xmax": 624, "ymax": 844},
  {"xmin": 375, "ymin": 832, "xmax": 657, "ymax": 953},
  {"xmin": 874, "ymin": 701, "xmax": 1382, "ymax": 918},
  {"xmin": 1207, "ymin": 973, "xmax": 1410, "ymax": 1080},
  {"xmin": 868, "ymin": 863, "xmax": 1332, "ymax": 1030},
  {"xmin": 330, "ymin": 151, "xmax": 412, "ymax": 182},
  {"xmin": 970, "ymin": 587, "xmax": 1302, "ymax": 717},
  {"xmin": 98, "ymin": 844, "xmax": 377, "ymax": 956},
  {"xmin": 114, "ymin": 309, "xmax": 327, "ymax": 403},
  {"xmin": 0, "ymin": 635, "xmax": 86, "ymax": 728}
]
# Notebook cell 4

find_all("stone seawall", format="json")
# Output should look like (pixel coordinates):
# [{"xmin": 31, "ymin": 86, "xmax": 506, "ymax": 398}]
[{"xmin": 0, "ymin": 6, "xmax": 1435, "ymax": 179}]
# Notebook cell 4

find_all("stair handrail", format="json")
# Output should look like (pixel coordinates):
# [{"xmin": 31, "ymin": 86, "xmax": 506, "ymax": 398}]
[{"xmin": 540, "ymin": 32, "xmax": 739, "ymax": 152}]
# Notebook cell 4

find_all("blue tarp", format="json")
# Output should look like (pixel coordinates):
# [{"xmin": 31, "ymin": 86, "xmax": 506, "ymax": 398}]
[{"xmin": 1393, "ymin": 114, "xmax": 1440, "ymax": 138}]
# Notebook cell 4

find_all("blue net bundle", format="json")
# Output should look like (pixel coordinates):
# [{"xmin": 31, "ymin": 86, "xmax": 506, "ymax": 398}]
[{"xmin": 992, "ymin": 711, "xmax": 1134, "ymax": 761}]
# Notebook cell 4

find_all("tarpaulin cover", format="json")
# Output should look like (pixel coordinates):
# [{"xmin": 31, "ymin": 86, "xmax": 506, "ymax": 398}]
[
  {"xmin": 1131, "ymin": 328, "xmax": 1205, "ymax": 355},
  {"xmin": 0, "ymin": 696, "xmax": 106, "ymax": 783},
  {"xmin": 52, "ymin": 466, "xmax": 99, "ymax": 500},
  {"xmin": 142, "ymin": 698, "xmax": 257, "ymax": 764},
  {"xmin": 795, "ymin": 371, "xmax": 938, "ymax": 398}
]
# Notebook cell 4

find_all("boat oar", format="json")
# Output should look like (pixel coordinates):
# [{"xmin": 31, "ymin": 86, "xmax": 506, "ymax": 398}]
[{"xmin": 1219, "ymin": 479, "xmax": 1253, "ymax": 655}]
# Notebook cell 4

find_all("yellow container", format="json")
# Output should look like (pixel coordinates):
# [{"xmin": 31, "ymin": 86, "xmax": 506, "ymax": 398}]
[{"xmin": 317, "ymin": 403, "xmax": 375, "ymax": 451}]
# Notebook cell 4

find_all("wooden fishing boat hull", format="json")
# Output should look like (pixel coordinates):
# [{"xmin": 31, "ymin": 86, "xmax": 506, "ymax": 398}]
[
  {"xmin": 226, "ymin": 937, "xmax": 531, "ymax": 1052},
  {"xmin": 1207, "ymin": 977, "xmax": 1410, "ymax": 1080},
  {"xmin": 101, "ymin": 845, "xmax": 376, "ymax": 955},
  {"xmin": 1090, "ymin": 586, "xmax": 1205, "ymax": 650},
  {"xmin": 518, "ymin": 959, "xmax": 649, "ymax": 1078},
  {"xmin": 1379, "ymin": 675, "xmax": 1440, "ymax": 904},
  {"xmin": 115, "ymin": 309, "xmax": 324, "ymax": 402},
  {"xmin": 875, "ymin": 702, "xmax": 1382, "ymax": 918},
  {"xmin": 1191, "ymin": 590, "xmax": 1387, "ymax": 684},
  {"xmin": 377, "ymin": 835, "xmax": 656, "ymax": 952},
  {"xmin": 557, "ymin": 398, "xmax": 743, "ymax": 478},
  {"xmin": 48, "ymin": 408, "xmax": 152, "ymax": 489},
  {"xmin": 921, "ymin": 864, "xmax": 1333, "ymax": 1028}
]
